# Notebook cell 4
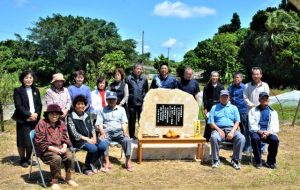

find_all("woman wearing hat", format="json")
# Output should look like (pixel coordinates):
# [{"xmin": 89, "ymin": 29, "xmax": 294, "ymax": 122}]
[
  {"xmin": 35, "ymin": 104, "xmax": 78, "ymax": 190},
  {"xmin": 67, "ymin": 95, "xmax": 107, "ymax": 175},
  {"xmin": 45, "ymin": 73, "xmax": 72, "ymax": 120},
  {"xmin": 13, "ymin": 70, "xmax": 42, "ymax": 167}
]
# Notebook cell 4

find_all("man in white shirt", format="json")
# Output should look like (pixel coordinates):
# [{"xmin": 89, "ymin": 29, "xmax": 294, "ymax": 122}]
[
  {"xmin": 243, "ymin": 67, "xmax": 269, "ymax": 153},
  {"xmin": 243, "ymin": 67, "xmax": 269, "ymax": 109}
]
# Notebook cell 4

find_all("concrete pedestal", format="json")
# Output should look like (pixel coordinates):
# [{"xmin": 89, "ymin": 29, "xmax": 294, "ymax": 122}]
[{"xmin": 130, "ymin": 140, "xmax": 211, "ymax": 162}]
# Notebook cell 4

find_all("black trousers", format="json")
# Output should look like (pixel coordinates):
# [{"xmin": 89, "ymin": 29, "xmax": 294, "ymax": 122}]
[
  {"xmin": 251, "ymin": 132, "xmax": 279, "ymax": 165},
  {"xmin": 203, "ymin": 118, "xmax": 211, "ymax": 142},
  {"xmin": 128, "ymin": 105, "xmax": 142, "ymax": 138}
]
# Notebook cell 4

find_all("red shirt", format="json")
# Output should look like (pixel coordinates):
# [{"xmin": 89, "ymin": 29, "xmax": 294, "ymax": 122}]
[
  {"xmin": 34, "ymin": 119, "xmax": 71, "ymax": 156},
  {"xmin": 99, "ymin": 89, "xmax": 106, "ymax": 107}
]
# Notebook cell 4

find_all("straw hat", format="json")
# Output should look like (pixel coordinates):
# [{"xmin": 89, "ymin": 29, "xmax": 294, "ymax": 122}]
[{"xmin": 51, "ymin": 73, "xmax": 65, "ymax": 83}]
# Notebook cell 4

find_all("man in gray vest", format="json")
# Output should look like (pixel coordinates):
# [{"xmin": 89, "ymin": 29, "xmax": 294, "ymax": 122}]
[{"xmin": 126, "ymin": 61, "xmax": 149, "ymax": 139}]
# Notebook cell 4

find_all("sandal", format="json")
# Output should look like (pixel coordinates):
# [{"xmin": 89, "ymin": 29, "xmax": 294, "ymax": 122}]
[
  {"xmin": 100, "ymin": 167, "xmax": 109, "ymax": 173},
  {"xmin": 90, "ymin": 164, "xmax": 99, "ymax": 174},
  {"xmin": 126, "ymin": 165, "xmax": 134, "ymax": 172},
  {"xmin": 84, "ymin": 170, "xmax": 94, "ymax": 176},
  {"xmin": 125, "ymin": 163, "xmax": 134, "ymax": 172},
  {"xmin": 104, "ymin": 163, "xmax": 112, "ymax": 169}
]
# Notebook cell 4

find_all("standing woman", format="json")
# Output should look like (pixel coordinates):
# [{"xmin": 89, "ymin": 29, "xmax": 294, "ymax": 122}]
[
  {"xmin": 13, "ymin": 70, "xmax": 42, "ymax": 167},
  {"xmin": 109, "ymin": 68, "xmax": 129, "ymax": 113},
  {"xmin": 68, "ymin": 70, "xmax": 91, "ymax": 112},
  {"xmin": 45, "ymin": 73, "xmax": 71, "ymax": 121},
  {"xmin": 90, "ymin": 76, "xmax": 108, "ymax": 121}
]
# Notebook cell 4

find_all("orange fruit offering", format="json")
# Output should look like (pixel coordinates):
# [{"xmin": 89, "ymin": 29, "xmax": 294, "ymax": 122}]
[{"xmin": 171, "ymin": 132, "xmax": 177, "ymax": 137}]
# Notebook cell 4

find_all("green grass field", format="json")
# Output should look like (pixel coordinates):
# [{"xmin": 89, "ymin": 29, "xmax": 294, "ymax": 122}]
[{"xmin": 0, "ymin": 120, "xmax": 299, "ymax": 190}]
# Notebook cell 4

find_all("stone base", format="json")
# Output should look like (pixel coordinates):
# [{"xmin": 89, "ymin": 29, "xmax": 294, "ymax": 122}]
[{"xmin": 130, "ymin": 140, "xmax": 211, "ymax": 161}]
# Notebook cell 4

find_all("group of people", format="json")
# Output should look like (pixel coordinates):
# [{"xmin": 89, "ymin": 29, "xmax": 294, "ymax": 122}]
[
  {"xmin": 12, "ymin": 63, "xmax": 148, "ymax": 190},
  {"xmin": 12, "ymin": 61, "xmax": 279, "ymax": 189},
  {"xmin": 204, "ymin": 68, "xmax": 279, "ymax": 170}
]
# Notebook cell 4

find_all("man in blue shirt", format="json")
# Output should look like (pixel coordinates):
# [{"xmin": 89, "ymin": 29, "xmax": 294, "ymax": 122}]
[
  {"xmin": 228, "ymin": 72, "xmax": 250, "ymax": 152},
  {"xmin": 150, "ymin": 62, "xmax": 177, "ymax": 89},
  {"xmin": 177, "ymin": 67, "xmax": 200, "ymax": 104},
  {"xmin": 208, "ymin": 90, "xmax": 245, "ymax": 169}
]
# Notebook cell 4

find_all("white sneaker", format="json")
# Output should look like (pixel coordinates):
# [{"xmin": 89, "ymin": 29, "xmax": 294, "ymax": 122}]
[
  {"xmin": 67, "ymin": 179, "xmax": 78, "ymax": 187},
  {"xmin": 231, "ymin": 159, "xmax": 241, "ymax": 170},
  {"xmin": 212, "ymin": 160, "xmax": 220, "ymax": 168},
  {"xmin": 51, "ymin": 184, "xmax": 61, "ymax": 190}
]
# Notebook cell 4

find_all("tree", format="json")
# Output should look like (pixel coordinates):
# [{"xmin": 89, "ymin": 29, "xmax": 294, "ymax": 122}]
[
  {"xmin": 193, "ymin": 33, "xmax": 243, "ymax": 84},
  {"xmin": 177, "ymin": 50, "xmax": 200, "ymax": 78},
  {"xmin": 136, "ymin": 52, "xmax": 151, "ymax": 64},
  {"xmin": 27, "ymin": 14, "xmax": 137, "ymax": 85},
  {"xmin": 0, "ymin": 72, "xmax": 19, "ymax": 131},
  {"xmin": 218, "ymin": 13, "xmax": 241, "ymax": 34},
  {"xmin": 241, "ymin": 9, "xmax": 300, "ymax": 88},
  {"xmin": 86, "ymin": 50, "xmax": 130, "ymax": 87},
  {"xmin": 153, "ymin": 54, "xmax": 169, "ymax": 71}
]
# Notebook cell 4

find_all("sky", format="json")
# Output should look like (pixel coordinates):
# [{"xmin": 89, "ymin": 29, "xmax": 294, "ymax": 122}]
[{"xmin": 0, "ymin": 0, "xmax": 281, "ymax": 61}]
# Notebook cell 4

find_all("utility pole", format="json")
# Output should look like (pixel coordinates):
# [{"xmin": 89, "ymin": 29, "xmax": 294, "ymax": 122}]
[
  {"xmin": 142, "ymin": 30, "xmax": 144, "ymax": 56},
  {"xmin": 167, "ymin": 47, "xmax": 170, "ymax": 60}
]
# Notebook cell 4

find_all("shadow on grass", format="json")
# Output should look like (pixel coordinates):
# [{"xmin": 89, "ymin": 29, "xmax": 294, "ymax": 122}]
[
  {"xmin": 1, "ymin": 155, "xmax": 20, "ymax": 166},
  {"xmin": 241, "ymin": 155, "xmax": 253, "ymax": 165},
  {"xmin": 20, "ymin": 170, "xmax": 51, "ymax": 188},
  {"xmin": 109, "ymin": 156, "xmax": 122, "ymax": 166}
]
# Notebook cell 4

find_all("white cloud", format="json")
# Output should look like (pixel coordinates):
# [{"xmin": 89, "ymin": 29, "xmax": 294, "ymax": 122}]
[
  {"xmin": 162, "ymin": 38, "xmax": 177, "ymax": 48},
  {"xmin": 14, "ymin": 0, "xmax": 28, "ymax": 7},
  {"xmin": 153, "ymin": 1, "xmax": 216, "ymax": 19}
]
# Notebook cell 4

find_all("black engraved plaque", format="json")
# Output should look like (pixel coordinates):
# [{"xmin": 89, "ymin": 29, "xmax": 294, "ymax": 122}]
[{"xmin": 156, "ymin": 104, "xmax": 184, "ymax": 126}]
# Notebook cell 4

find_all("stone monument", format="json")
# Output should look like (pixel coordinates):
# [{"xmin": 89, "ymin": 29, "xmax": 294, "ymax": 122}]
[
  {"xmin": 138, "ymin": 88, "xmax": 199, "ymax": 137},
  {"xmin": 130, "ymin": 89, "xmax": 210, "ymax": 161}
]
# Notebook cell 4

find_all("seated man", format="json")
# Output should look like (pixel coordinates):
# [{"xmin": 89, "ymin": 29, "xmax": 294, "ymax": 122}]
[
  {"xmin": 248, "ymin": 92, "xmax": 279, "ymax": 169},
  {"xmin": 95, "ymin": 91, "xmax": 133, "ymax": 172},
  {"xmin": 208, "ymin": 90, "xmax": 245, "ymax": 170}
]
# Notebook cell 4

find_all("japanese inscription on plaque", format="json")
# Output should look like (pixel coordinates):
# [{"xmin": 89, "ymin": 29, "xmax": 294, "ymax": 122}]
[{"xmin": 156, "ymin": 104, "xmax": 184, "ymax": 126}]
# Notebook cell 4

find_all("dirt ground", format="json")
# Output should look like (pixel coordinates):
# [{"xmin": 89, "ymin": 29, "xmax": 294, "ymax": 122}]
[{"xmin": 0, "ymin": 122, "xmax": 299, "ymax": 190}]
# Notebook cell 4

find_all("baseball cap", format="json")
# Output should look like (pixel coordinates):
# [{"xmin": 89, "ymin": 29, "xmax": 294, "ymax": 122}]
[
  {"xmin": 259, "ymin": 92, "xmax": 269, "ymax": 98},
  {"xmin": 106, "ymin": 91, "xmax": 117, "ymax": 100},
  {"xmin": 220, "ymin": 90, "xmax": 230, "ymax": 96}
]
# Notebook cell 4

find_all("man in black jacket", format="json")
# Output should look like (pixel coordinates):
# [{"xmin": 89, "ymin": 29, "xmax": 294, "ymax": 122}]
[
  {"xmin": 203, "ymin": 71, "xmax": 224, "ymax": 141},
  {"xmin": 126, "ymin": 61, "xmax": 149, "ymax": 139}
]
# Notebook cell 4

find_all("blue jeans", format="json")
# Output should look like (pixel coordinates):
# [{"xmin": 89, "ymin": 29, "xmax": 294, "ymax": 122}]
[
  {"xmin": 103, "ymin": 128, "xmax": 132, "ymax": 157},
  {"xmin": 210, "ymin": 128, "xmax": 245, "ymax": 161},
  {"xmin": 82, "ymin": 140, "xmax": 107, "ymax": 169},
  {"xmin": 240, "ymin": 112, "xmax": 251, "ymax": 151}
]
